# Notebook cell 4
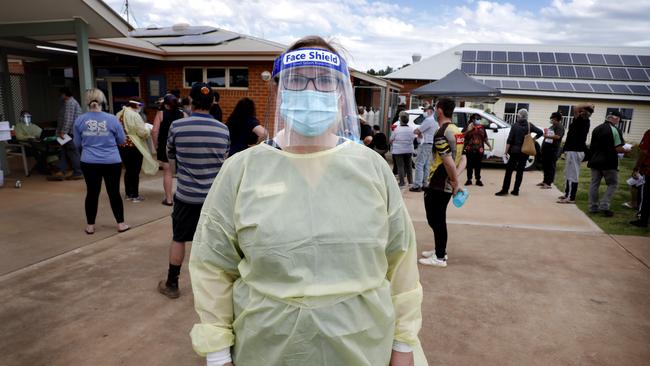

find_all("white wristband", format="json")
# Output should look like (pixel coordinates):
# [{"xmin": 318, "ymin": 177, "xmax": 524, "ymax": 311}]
[
  {"xmin": 392, "ymin": 340, "xmax": 413, "ymax": 353},
  {"xmin": 206, "ymin": 348, "xmax": 232, "ymax": 366}
]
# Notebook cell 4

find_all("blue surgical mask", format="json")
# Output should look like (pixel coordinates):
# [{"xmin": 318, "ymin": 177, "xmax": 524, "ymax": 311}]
[{"xmin": 280, "ymin": 89, "xmax": 339, "ymax": 137}]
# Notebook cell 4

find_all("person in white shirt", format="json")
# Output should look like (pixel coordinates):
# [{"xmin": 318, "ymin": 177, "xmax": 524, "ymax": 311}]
[
  {"xmin": 410, "ymin": 105, "xmax": 438, "ymax": 192},
  {"xmin": 390, "ymin": 111, "xmax": 415, "ymax": 187}
]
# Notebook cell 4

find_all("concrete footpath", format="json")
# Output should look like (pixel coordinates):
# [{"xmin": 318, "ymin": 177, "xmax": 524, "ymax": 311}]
[{"xmin": 0, "ymin": 168, "xmax": 648, "ymax": 365}]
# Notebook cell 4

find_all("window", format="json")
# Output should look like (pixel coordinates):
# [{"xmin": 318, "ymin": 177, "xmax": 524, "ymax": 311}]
[
  {"xmin": 206, "ymin": 68, "xmax": 226, "ymax": 88},
  {"xmin": 183, "ymin": 67, "xmax": 249, "ymax": 89},
  {"xmin": 409, "ymin": 95, "xmax": 423, "ymax": 109},
  {"xmin": 557, "ymin": 105, "xmax": 575, "ymax": 129},
  {"xmin": 49, "ymin": 67, "xmax": 74, "ymax": 86},
  {"xmin": 606, "ymin": 107, "xmax": 634, "ymax": 134},
  {"xmin": 503, "ymin": 102, "xmax": 529, "ymax": 124},
  {"xmin": 184, "ymin": 68, "xmax": 203, "ymax": 88}
]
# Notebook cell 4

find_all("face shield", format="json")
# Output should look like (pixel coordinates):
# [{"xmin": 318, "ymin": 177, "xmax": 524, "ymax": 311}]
[{"xmin": 268, "ymin": 48, "xmax": 359, "ymax": 150}]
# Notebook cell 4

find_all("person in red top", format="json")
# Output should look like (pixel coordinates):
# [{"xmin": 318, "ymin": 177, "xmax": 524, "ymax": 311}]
[
  {"xmin": 462, "ymin": 113, "xmax": 491, "ymax": 186},
  {"xmin": 631, "ymin": 128, "xmax": 650, "ymax": 228}
]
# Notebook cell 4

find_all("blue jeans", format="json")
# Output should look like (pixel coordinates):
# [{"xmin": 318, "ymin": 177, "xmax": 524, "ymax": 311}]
[
  {"xmin": 58, "ymin": 139, "xmax": 82, "ymax": 175},
  {"xmin": 412, "ymin": 143, "xmax": 432, "ymax": 188}
]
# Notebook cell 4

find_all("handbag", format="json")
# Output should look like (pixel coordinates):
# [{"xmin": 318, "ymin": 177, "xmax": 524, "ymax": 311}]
[{"xmin": 521, "ymin": 122, "xmax": 537, "ymax": 156}]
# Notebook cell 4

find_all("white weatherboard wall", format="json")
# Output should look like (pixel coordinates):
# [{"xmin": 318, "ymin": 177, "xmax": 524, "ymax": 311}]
[{"xmin": 493, "ymin": 96, "xmax": 650, "ymax": 143}]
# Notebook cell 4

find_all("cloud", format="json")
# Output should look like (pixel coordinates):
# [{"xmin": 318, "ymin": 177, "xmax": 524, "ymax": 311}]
[{"xmin": 104, "ymin": 0, "xmax": 649, "ymax": 71}]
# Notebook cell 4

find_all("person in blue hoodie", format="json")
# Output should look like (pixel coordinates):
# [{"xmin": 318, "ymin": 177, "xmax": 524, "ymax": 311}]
[{"xmin": 73, "ymin": 89, "xmax": 130, "ymax": 235}]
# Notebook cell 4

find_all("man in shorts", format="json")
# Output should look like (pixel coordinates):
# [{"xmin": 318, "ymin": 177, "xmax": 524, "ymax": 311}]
[{"xmin": 158, "ymin": 82, "xmax": 230, "ymax": 299}]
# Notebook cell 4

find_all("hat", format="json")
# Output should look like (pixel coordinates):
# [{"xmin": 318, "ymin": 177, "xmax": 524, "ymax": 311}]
[
  {"xmin": 607, "ymin": 110, "xmax": 622, "ymax": 119},
  {"xmin": 189, "ymin": 82, "xmax": 214, "ymax": 105}
]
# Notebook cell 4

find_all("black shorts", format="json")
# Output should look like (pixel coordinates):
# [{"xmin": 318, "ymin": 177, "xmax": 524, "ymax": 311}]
[
  {"xmin": 157, "ymin": 144, "xmax": 169, "ymax": 163},
  {"xmin": 172, "ymin": 197, "xmax": 203, "ymax": 242}
]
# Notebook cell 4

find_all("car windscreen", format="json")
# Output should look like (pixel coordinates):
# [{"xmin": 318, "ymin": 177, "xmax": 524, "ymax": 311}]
[{"xmin": 413, "ymin": 114, "xmax": 425, "ymax": 125}]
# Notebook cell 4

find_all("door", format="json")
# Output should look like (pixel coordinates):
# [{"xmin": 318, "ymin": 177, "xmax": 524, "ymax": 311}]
[{"xmin": 106, "ymin": 77, "xmax": 141, "ymax": 114}]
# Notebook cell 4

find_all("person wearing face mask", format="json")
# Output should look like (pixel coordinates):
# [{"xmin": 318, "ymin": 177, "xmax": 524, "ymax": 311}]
[
  {"xmin": 115, "ymin": 99, "xmax": 158, "ymax": 202},
  {"xmin": 462, "ymin": 113, "xmax": 491, "ymax": 186},
  {"xmin": 537, "ymin": 112, "xmax": 565, "ymax": 189},
  {"xmin": 410, "ymin": 105, "xmax": 438, "ymax": 192},
  {"xmin": 188, "ymin": 36, "xmax": 427, "ymax": 366}
]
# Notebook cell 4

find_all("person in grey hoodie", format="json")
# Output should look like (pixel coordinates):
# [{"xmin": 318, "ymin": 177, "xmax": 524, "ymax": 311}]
[{"xmin": 495, "ymin": 109, "xmax": 542, "ymax": 196}]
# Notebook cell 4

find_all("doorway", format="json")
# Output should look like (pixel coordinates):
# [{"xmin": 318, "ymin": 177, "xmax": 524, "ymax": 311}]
[{"xmin": 96, "ymin": 77, "xmax": 141, "ymax": 114}]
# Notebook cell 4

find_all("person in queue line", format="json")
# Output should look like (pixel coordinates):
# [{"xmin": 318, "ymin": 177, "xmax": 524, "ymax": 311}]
[
  {"xmin": 587, "ymin": 110, "xmax": 631, "ymax": 217},
  {"xmin": 209, "ymin": 90, "xmax": 223, "ymax": 122},
  {"xmin": 419, "ymin": 98, "xmax": 466, "ymax": 268},
  {"xmin": 359, "ymin": 106, "xmax": 374, "ymax": 146},
  {"xmin": 153, "ymin": 94, "xmax": 187, "ymax": 206},
  {"xmin": 73, "ymin": 89, "xmax": 130, "ymax": 235},
  {"xmin": 558, "ymin": 104, "xmax": 593, "ymax": 204},
  {"xmin": 226, "ymin": 97, "xmax": 268, "ymax": 156},
  {"xmin": 537, "ymin": 112, "xmax": 565, "ymax": 189},
  {"xmin": 188, "ymin": 35, "xmax": 428, "ymax": 366},
  {"xmin": 116, "ymin": 99, "xmax": 158, "ymax": 202},
  {"xmin": 390, "ymin": 111, "xmax": 415, "ymax": 188},
  {"xmin": 494, "ymin": 109, "xmax": 543, "ymax": 197},
  {"xmin": 630, "ymin": 128, "xmax": 650, "ymax": 228},
  {"xmin": 157, "ymin": 82, "xmax": 230, "ymax": 300},
  {"xmin": 462, "ymin": 113, "xmax": 491, "ymax": 187},
  {"xmin": 50, "ymin": 87, "xmax": 83, "ymax": 181},
  {"xmin": 371, "ymin": 124, "xmax": 389, "ymax": 159},
  {"xmin": 410, "ymin": 105, "xmax": 438, "ymax": 192}
]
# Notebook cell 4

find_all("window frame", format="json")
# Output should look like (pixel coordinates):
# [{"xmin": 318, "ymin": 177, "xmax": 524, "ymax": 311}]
[
  {"xmin": 606, "ymin": 107, "xmax": 634, "ymax": 134},
  {"xmin": 182, "ymin": 66, "xmax": 249, "ymax": 90}
]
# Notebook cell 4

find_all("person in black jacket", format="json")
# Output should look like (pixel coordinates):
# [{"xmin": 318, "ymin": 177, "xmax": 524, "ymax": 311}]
[
  {"xmin": 495, "ymin": 109, "xmax": 542, "ymax": 196},
  {"xmin": 587, "ymin": 110, "xmax": 630, "ymax": 216},
  {"xmin": 209, "ymin": 91, "xmax": 223, "ymax": 122},
  {"xmin": 558, "ymin": 104, "xmax": 593, "ymax": 203}
]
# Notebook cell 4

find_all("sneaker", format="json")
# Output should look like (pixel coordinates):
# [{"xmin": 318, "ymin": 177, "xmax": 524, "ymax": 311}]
[
  {"xmin": 46, "ymin": 171, "xmax": 65, "ymax": 181},
  {"xmin": 409, "ymin": 186, "xmax": 422, "ymax": 192},
  {"xmin": 557, "ymin": 197, "xmax": 575, "ymax": 204},
  {"xmin": 629, "ymin": 219, "xmax": 648, "ymax": 228},
  {"xmin": 476, "ymin": 180, "xmax": 484, "ymax": 186},
  {"xmin": 541, "ymin": 183, "xmax": 552, "ymax": 189},
  {"xmin": 421, "ymin": 250, "xmax": 448, "ymax": 260},
  {"xmin": 558, "ymin": 195, "xmax": 567, "ymax": 200},
  {"xmin": 510, "ymin": 190, "xmax": 519, "ymax": 196},
  {"xmin": 158, "ymin": 280, "xmax": 180, "ymax": 299},
  {"xmin": 465, "ymin": 180, "xmax": 472, "ymax": 186},
  {"xmin": 131, "ymin": 196, "xmax": 145, "ymax": 203},
  {"xmin": 600, "ymin": 209, "xmax": 614, "ymax": 217},
  {"xmin": 419, "ymin": 257, "xmax": 447, "ymax": 267},
  {"xmin": 536, "ymin": 182, "xmax": 545, "ymax": 187},
  {"xmin": 125, "ymin": 196, "xmax": 134, "ymax": 201},
  {"xmin": 622, "ymin": 202, "xmax": 636, "ymax": 210},
  {"xmin": 495, "ymin": 191, "xmax": 508, "ymax": 196}
]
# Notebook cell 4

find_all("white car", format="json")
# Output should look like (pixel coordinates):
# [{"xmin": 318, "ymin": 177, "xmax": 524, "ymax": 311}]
[{"xmin": 392, "ymin": 107, "xmax": 543, "ymax": 169}]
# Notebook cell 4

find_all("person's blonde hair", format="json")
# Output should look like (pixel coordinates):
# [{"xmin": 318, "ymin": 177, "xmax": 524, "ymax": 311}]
[{"xmin": 85, "ymin": 88, "xmax": 106, "ymax": 109}]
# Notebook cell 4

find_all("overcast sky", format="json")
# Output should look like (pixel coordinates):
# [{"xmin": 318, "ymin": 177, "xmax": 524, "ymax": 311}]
[{"xmin": 106, "ymin": 0, "xmax": 650, "ymax": 71}]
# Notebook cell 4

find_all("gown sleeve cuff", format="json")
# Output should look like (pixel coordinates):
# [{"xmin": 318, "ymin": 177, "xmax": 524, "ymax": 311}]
[{"xmin": 392, "ymin": 340, "xmax": 413, "ymax": 353}]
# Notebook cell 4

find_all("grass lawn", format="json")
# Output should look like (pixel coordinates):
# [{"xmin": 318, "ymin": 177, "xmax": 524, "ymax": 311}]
[{"xmin": 553, "ymin": 150, "xmax": 649, "ymax": 237}]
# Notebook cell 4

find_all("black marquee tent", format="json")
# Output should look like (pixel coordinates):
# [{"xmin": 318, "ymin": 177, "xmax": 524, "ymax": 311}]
[{"xmin": 411, "ymin": 69, "xmax": 501, "ymax": 100}]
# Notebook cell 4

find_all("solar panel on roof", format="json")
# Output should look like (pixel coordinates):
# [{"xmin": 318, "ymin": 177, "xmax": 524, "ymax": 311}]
[
  {"xmin": 638, "ymin": 56, "xmax": 650, "ymax": 67},
  {"xmin": 541, "ymin": 65, "xmax": 559, "ymax": 77},
  {"xmin": 477, "ymin": 51, "xmax": 491, "ymax": 61},
  {"xmin": 525, "ymin": 64, "xmax": 542, "ymax": 77},
  {"xmin": 501, "ymin": 80, "xmax": 519, "ymax": 89},
  {"xmin": 523, "ymin": 52, "xmax": 539, "ymax": 63},
  {"xmin": 554, "ymin": 82, "xmax": 574, "ymax": 91},
  {"xmin": 627, "ymin": 68, "xmax": 649, "ymax": 81},
  {"xmin": 155, "ymin": 33, "xmax": 240, "ymax": 46},
  {"xmin": 462, "ymin": 51, "xmax": 477, "ymax": 62},
  {"xmin": 461, "ymin": 62, "xmax": 476, "ymax": 74},
  {"xmin": 537, "ymin": 81, "xmax": 555, "ymax": 90},
  {"xmin": 609, "ymin": 68, "xmax": 630, "ymax": 80},
  {"xmin": 492, "ymin": 51, "xmax": 507, "ymax": 62},
  {"xmin": 587, "ymin": 54, "xmax": 605, "ymax": 65},
  {"xmin": 555, "ymin": 53, "xmax": 571, "ymax": 63},
  {"xmin": 130, "ymin": 26, "xmax": 217, "ymax": 37},
  {"xmin": 519, "ymin": 81, "xmax": 537, "ymax": 89},
  {"xmin": 592, "ymin": 67, "xmax": 612, "ymax": 79},
  {"xmin": 508, "ymin": 64, "xmax": 525, "ymax": 76},
  {"xmin": 591, "ymin": 84, "xmax": 612, "ymax": 93},
  {"xmin": 571, "ymin": 53, "xmax": 588, "ymax": 64},
  {"xmin": 574, "ymin": 66, "xmax": 594, "ymax": 78},
  {"xmin": 476, "ymin": 63, "xmax": 491, "ymax": 75},
  {"xmin": 507, "ymin": 52, "xmax": 523, "ymax": 62},
  {"xmin": 558, "ymin": 65, "xmax": 576, "ymax": 78},
  {"xmin": 609, "ymin": 84, "xmax": 631, "ymax": 94},
  {"xmin": 492, "ymin": 64, "xmax": 508, "ymax": 75},
  {"xmin": 484, "ymin": 80, "xmax": 501, "ymax": 88},
  {"xmin": 572, "ymin": 83, "xmax": 593, "ymax": 92},
  {"xmin": 538, "ymin": 52, "xmax": 555, "ymax": 63},
  {"xmin": 621, "ymin": 55, "xmax": 641, "ymax": 66},
  {"xmin": 628, "ymin": 85, "xmax": 649, "ymax": 94},
  {"xmin": 604, "ymin": 54, "xmax": 623, "ymax": 65}
]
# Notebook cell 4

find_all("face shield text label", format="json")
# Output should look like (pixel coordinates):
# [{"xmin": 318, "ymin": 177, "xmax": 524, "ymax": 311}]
[{"xmin": 273, "ymin": 48, "xmax": 348, "ymax": 78}]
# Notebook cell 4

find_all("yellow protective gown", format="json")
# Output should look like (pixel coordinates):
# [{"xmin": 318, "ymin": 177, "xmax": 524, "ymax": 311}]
[
  {"xmin": 190, "ymin": 140, "xmax": 427, "ymax": 366},
  {"xmin": 116, "ymin": 107, "xmax": 158, "ymax": 175}
]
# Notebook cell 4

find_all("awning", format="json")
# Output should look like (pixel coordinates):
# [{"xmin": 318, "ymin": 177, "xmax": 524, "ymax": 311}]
[{"xmin": 411, "ymin": 69, "xmax": 501, "ymax": 98}]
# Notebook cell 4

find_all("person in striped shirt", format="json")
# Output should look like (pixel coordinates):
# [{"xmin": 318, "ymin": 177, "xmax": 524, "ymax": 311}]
[{"xmin": 158, "ymin": 82, "xmax": 230, "ymax": 299}]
